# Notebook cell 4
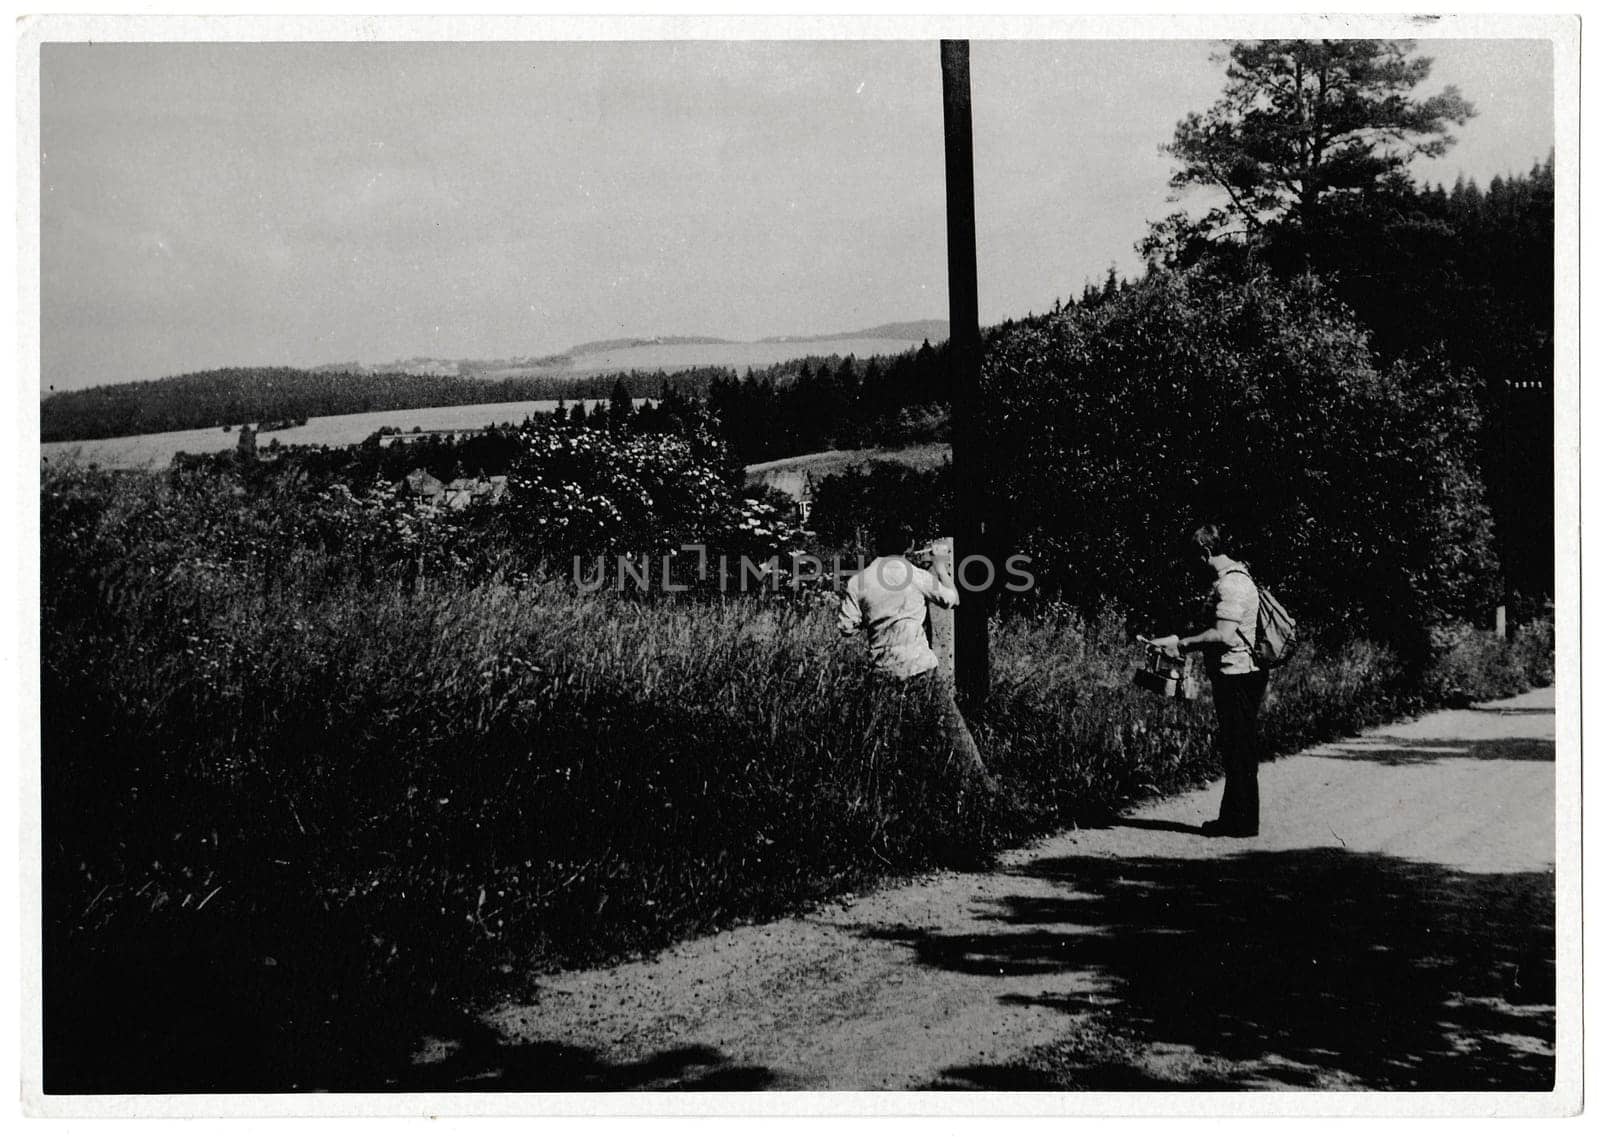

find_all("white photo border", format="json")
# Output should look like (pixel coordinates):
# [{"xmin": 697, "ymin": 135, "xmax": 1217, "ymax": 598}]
[{"xmin": 11, "ymin": 6, "xmax": 1584, "ymax": 1121}]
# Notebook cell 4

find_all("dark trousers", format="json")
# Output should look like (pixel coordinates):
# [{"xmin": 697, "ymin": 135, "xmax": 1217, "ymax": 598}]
[
  {"xmin": 905, "ymin": 668, "xmax": 991, "ymax": 785},
  {"xmin": 1212, "ymin": 670, "xmax": 1268, "ymax": 832}
]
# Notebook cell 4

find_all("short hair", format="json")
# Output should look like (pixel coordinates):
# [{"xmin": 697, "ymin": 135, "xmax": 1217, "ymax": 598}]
[
  {"xmin": 873, "ymin": 518, "xmax": 916, "ymax": 555},
  {"xmin": 1190, "ymin": 522, "xmax": 1230, "ymax": 557}
]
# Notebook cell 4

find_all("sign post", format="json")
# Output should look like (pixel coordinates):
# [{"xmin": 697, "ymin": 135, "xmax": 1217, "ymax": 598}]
[
  {"xmin": 940, "ymin": 40, "xmax": 990, "ymax": 707},
  {"xmin": 927, "ymin": 537, "xmax": 956, "ymax": 674}
]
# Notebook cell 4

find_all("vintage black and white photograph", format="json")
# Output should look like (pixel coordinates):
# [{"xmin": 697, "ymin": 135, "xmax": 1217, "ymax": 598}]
[{"xmin": 23, "ymin": 13, "xmax": 1578, "ymax": 1112}]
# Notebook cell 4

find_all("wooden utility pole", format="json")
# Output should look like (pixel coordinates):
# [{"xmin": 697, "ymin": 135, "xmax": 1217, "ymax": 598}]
[
  {"xmin": 1497, "ymin": 374, "xmax": 1511, "ymax": 639},
  {"xmin": 940, "ymin": 40, "xmax": 990, "ymax": 707}
]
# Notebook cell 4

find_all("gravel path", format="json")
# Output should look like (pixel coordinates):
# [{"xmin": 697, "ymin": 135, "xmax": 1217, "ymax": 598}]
[{"xmin": 427, "ymin": 687, "xmax": 1556, "ymax": 1091}]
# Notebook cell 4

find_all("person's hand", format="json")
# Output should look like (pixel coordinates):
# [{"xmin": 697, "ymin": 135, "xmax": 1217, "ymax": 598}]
[{"xmin": 1148, "ymin": 634, "xmax": 1182, "ymax": 660}]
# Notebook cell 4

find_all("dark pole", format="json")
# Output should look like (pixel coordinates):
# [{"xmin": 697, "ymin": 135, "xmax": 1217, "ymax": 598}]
[
  {"xmin": 1501, "ymin": 375, "xmax": 1511, "ymax": 636},
  {"xmin": 941, "ymin": 40, "xmax": 989, "ymax": 707}
]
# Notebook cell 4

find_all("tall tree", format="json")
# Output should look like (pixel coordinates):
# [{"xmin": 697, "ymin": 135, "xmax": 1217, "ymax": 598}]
[
  {"xmin": 608, "ymin": 377, "xmax": 634, "ymax": 432},
  {"xmin": 1167, "ymin": 40, "xmax": 1474, "ymax": 235}
]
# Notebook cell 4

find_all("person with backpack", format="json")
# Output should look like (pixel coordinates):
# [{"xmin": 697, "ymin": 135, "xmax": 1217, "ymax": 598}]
[{"xmin": 1148, "ymin": 522, "xmax": 1288, "ymax": 838}]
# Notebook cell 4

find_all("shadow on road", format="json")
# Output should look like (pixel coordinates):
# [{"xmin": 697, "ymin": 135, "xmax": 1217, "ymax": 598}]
[
  {"xmin": 397, "ymin": 1029, "xmax": 779, "ymax": 1091},
  {"xmin": 861, "ymin": 848, "xmax": 1554, "ymax": 1091},
  {"xmin": 1312, "ymin": 735, "xmax": 1554, "ymax": 767},
  {"xmin": 1087, "ymin": 817, "xmax": 1208, "ymax": 836},
  {"xmin": 43, "ymin": 935, "xmax": 780, "ymax": 1093}
]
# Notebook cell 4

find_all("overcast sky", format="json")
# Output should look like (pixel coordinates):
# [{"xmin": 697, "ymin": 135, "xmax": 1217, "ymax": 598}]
[{"xmin": 39, "ymin": 38, "xmax": 1553, "ymax": 389}]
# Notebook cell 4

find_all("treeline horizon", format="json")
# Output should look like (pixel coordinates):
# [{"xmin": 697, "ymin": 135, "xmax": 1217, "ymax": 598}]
[
  {"xmin": 40, "ymin": 322, "xmax": 956, "ymax": 445},
  {"xmin": 38, "ymin": 351, "xmax": 927, "ymax": 444}
]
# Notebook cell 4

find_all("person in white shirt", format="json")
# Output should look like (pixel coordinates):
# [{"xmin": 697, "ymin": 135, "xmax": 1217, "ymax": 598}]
[
  {"xmin": 839, "ymin": 522, "xmax": 994, "ymax": 791},
  {"xmin": 1149, "ymin": 522, "xmax": 1266, "ymax": 837}
]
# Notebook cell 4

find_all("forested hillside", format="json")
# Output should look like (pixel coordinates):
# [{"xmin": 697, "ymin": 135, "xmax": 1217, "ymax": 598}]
[{"xmin": 38, "ymin": 367, "xmax": 717, "ymax": 442}]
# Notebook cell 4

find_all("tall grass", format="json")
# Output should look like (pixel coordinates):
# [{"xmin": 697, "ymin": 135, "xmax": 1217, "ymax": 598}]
[{"xmin": 40, "ymin": 467, "xmax": 1552, "ymax": 1089}]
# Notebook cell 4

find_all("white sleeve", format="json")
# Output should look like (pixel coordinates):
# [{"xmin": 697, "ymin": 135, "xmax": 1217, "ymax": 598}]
[
  {"xmin": 838, "ymin": 578, "xmax": 864, "ymax": 636},
  {"xmin": 914, "ymin": 565, "xmax": 959, "ymax": 609}
]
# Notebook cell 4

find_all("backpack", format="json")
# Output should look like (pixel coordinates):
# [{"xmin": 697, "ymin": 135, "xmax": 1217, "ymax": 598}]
[{"xmin": 1225, "ymin": 568, "xmax": 1298, "ymax": 670}]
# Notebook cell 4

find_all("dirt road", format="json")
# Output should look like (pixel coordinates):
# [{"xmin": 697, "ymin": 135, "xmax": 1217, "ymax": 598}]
[{"xmin": 423, "ymin": 687, "xmax": 1556, "ymax": 1091}]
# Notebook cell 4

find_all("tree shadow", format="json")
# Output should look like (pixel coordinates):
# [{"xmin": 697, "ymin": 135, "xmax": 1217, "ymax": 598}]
[
  {"xmin": 1310, "ymin": 735, "xmax": 1554, "ymax": 766},
  {"xmin": 1079, "ymin": 817, "xmax": 1208, "ymax": 836},
  {"xmin": 397, "ymin": 1028, "xmax": 779, "ymax": 1091},
  {"xmin": 858, "ymin": 848, "xmax": 1554, "ymax": 1090},
  {"xmin": 42, "ymin": 938, "xmax": 780, "ymax": 1093}
]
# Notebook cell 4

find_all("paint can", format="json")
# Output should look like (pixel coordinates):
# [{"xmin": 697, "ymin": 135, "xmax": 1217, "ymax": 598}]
[{"xmin": 1133, "ymin": 641, "xmax": 1198, "ymax": 701}]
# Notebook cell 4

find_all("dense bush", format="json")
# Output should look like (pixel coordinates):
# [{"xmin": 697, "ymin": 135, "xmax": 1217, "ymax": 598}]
[
  {"xmin": 1416, "ymin": 618, "xmax": 1556, "ymax": 708},
  {"xmin": 1512, "ymin": 616, "xmax": 1557, "ymax": 689},
  {"xmin": 487, "ymin": 425, "xmax": 794, "ymax": 573},
  {"xmin": 126, "ymin": 421, "xmax": 809, "ymax": 591},
  {"xmin": 980, "ymin": 264, "xmax": 1500, "ymax": 649}
]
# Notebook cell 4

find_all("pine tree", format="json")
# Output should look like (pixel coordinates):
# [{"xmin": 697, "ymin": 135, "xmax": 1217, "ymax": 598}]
[
  {"xmin": 1168, "ymin": 40, "xmax": 1474, "ymax": 234},
  {"xmin": 608, "ymin": 378, "xmax": 634, "ymax": 432}
]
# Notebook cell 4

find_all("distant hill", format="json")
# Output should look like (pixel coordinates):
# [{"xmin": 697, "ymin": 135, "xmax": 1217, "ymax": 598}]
[
  {"xmin": 315, "ymin": 324, "xmax": 946, "ymax": 377},
  {"xmin": 760, "ymin": 320, "xmax": 949, "ymax": 344},
  {"xmin": 565, "ymin": 334, "xmax": 735, "ymax": 355}
]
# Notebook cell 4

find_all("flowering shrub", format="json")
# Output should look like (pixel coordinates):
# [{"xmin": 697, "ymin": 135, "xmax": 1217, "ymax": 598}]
[
  {"xmin": 56, "ymin": 421, "xmax": 816, "ymax": 603},
  {"xmin": 490, "ymin": 422, "xmax": 810, "ymax": 572}
]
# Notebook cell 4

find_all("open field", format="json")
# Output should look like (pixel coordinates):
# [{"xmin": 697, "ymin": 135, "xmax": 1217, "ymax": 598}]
[
  {"xmin": 744, "ymin": 442, "xmax": 952, "ymax": 481},
  {"xmin": 38, "ymin": 398, "xmax": 605, "ymax": 471}
]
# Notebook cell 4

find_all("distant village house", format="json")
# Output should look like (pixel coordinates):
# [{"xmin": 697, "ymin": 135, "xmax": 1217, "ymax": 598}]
[
  {"xmin": 747, "ymin": 468, "xmax": 814, "ymax": 523},
  {"xmin": 400, "ymin": 468, "xmax": 508, "ymax": 510}
]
